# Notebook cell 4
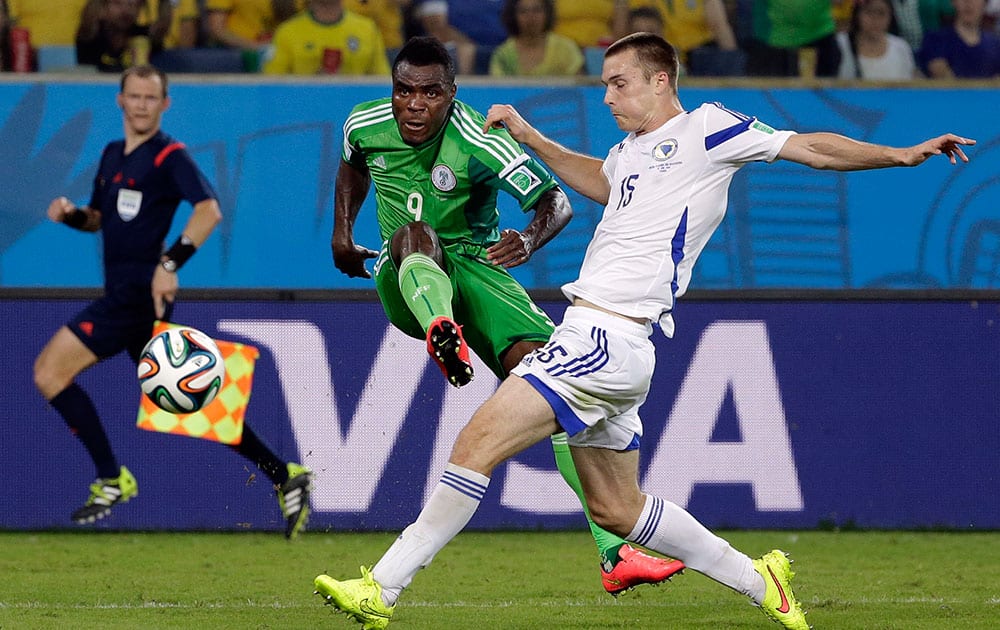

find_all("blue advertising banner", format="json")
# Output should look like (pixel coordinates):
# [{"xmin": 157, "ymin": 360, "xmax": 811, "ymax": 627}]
[
  {"xmin": 3, "ymin": 295, "xmax": 997, "ymax": 531},
  {"xmin": 1, "ymin": 79, "xmax": 998, "ymax": 290}
]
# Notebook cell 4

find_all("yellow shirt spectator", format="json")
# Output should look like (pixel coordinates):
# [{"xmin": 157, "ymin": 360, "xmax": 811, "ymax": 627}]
[
  {"xmin": 7, "ymin": 0, "xmax": 88, "ymax": 46},
  {"xmin": 142, "ymin": 0, "xmax": 202, "ymax": 49},
  {"xmin": 164, "ymin": 0, "xmax": 202, "ymax": 49},
  {"xmin": 263, "ymin": 9, "xmax": 390, "ymax": 74},
  {"xmin": 344, "ymin": 0, "xmax": 404, "ymax": 49},
  {"xmin": 489, "ymin": 32, "xmax": 584, "ymax": 76},
  {"xmin": 205, "ymin": 0, "xmax": 304, "ymax": 46},
  {"xmin": 553, "ymin": 0, "xmax": 618, "ymax": 48},
  {"xmin": 629, "ymin": 0, "xmax": 713, "ymax": 54}
]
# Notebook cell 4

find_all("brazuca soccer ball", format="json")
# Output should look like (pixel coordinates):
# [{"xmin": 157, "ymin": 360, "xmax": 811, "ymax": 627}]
[{"xmin": 137, "ymin": 326, "xmax": 225, "ymax": 413}]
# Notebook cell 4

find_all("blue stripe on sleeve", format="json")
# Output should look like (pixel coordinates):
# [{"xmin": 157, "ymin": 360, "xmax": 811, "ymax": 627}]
[
  {"xmin": 705, "ymin": 118, "xmax": 754, "ymax": 151},
  {"xmin": 710, "ymin": 101, "xmax": 752, "ymax": 121}
]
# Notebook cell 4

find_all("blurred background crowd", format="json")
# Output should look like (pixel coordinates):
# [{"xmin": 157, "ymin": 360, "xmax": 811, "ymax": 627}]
[{"xmin": 0, "ymin": 0, "xmax": 998, "ymax": 79}]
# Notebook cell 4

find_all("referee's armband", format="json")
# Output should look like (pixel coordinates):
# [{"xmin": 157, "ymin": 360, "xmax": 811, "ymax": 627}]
[{"xmin": 160, "ymin": 235, "xmax": 196, "ymax": 273}]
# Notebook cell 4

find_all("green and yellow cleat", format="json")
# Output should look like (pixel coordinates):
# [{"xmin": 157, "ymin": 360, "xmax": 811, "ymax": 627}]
[
  {"xmin": 315, "ymin": 566, "xmax": 394, "ymax": 630},
  {"xmin": 752, "ymin": 549, "xmax": 810, "ymax": 630},
  {"xmin": 71, "ymin": 465, "xmax": 138, "ymax": 524},
  {"xmin": 277, "ymin": 462, "xmax": 312, "ymax": 540}
]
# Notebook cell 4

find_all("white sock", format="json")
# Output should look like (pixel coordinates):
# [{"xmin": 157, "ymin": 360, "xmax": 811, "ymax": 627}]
[
  {"xmin": 627, "ymin": 494, "xmax": 765, "ymax": 601},
  {"xmin": 373, "ymin": 463, "xmax": 490, "ymax": 605}
]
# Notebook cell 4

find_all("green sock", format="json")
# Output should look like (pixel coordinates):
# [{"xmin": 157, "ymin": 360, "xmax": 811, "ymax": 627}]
[
  {"xmin": 550, "ymin": 433, "xmax": 625, "ymax": 568},
  {"xmin": 397, "ymin": 253, "xmax": 454, "ymax": 330}
]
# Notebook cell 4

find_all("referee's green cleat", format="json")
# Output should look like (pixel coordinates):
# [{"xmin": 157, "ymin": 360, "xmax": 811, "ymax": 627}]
[
  {"xmin": 752, "ymin": 549, "xmax": 810, "ymax": 630},
  {"xmin": 278, "ymin": 462, "xmax": 312, "ymax": 540},
  {"xmin": 315, "ymin": 566, "xmax": 394, "ymax": 629},
  {"xmin": 71, "ymin": 465, "xmax": 138, "ymax": 524}
]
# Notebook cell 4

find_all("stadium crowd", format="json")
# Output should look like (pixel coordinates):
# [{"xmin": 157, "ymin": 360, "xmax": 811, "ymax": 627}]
[{"xmin": 1, "ymin": 0, "xmax": 999, "ymax": 78}]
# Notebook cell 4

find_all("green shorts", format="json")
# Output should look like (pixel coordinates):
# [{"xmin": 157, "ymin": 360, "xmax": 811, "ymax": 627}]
[{"xmin": 374, "ymin": 240, "xmax": 555, "ymax": 379}]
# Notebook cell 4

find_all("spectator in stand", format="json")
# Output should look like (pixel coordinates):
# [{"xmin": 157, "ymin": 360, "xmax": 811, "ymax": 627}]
[
  {"xmin": 204, "ymin": 0, "xmax": 301, "ymax": 50},
  {"xmin": 888, "ymin": 0, "xmax": 925, "ymax": 49},
  {"xmin": 626, "ymin": 5, "xmax": 662, "ymax": 35},
  {"xmin": 489, "ymin": 0, "xmax": 583, "ymax": 76},
  {"xmin": 621, "ymin": 0, "xmax": 740, "ymax": 75},
  {"xmin": 837, "ymin": 0, "xmax": 919, "ymax": 79},
  {"xmin": 833, "ymin": 0, "xmax": 856, "ymax": 30},
  {"xmin": 835, "ymin": 1, "xmax": 926, "ymax": 49},
  {"xmin": 919, "ymin": 0, "xmax": 1000, "ymax": 77},
  {"xmin": 263, "ymin": 0, "xmax": 390, "ymax": 74},
  {"xmin": 76, "ymin": 0, "xmax": 165, "ymax": 72},
  {"xmin": 920, "ymin": 0, "xmax": 956, "ymax": 32},
  {"xmin": 553, "ymin": 0, "xmax": 627, "ymax": 48},
  {"xmin": 405, "ymin": 0, "xmax": 506, "ymax": 74},
  {"xmin": 6, "ymin": 0, "xmax": 89, "ymax": 47},
  {"xmin": 403, "ymin": 0, "xmax": 476, "ymax": 73},
  {"xmin": 746, "ymin": 0, "xmax": 842, "ymax": 76},
  {"xmin": 345, "ymin": 0, "xmax": 408, "ymax": 49},
  {"xmin": 0, "ymin": 0, "xmax": 9, "ymax": 71},
  {"xmin": 988, "ymin": 0, "xmax": 1000, "ymax": 28},
  {"xmin": 150, "ymin": 0, "xmax": 201, "ymax": 49}
]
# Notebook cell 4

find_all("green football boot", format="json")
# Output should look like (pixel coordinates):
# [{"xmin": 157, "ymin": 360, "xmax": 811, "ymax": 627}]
[
  {"xmin": 71, "ymin": 465, "xmax": 138, "ymax": 524},
  {"xmin": 277, "ymin": 462, "xmax": 312, "ymax": 539},
  {"xmin": 315, "ymin": 566, "xmax": 394, "ymax": 629},
  {"xmin": 752, "ymin": 549, "xmax": 810, "ymax": 630}
]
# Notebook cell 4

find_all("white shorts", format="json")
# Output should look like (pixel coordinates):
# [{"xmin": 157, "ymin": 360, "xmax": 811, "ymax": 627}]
[{"xmin": 511, "ymin": 306, "xmax": 655, "ymax": 450}]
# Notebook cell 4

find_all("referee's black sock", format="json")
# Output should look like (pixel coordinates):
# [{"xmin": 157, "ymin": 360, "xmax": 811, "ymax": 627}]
[
  {"xmin": 229, "ymin": 423, "xmax": 288, "ymax": 486},
  {"xmin": 50, "ymin": 383, "xmax": 119, "ymax": 479}
]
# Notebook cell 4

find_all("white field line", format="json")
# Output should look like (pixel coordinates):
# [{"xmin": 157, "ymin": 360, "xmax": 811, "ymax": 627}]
[{"xmin": 1, "ymin": 596, "xmax": 997, "ymax": 611}]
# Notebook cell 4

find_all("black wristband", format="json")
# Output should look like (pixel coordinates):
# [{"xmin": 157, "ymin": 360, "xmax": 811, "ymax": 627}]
[
  {"xmin": 64, "ymin": 209, "xmax": 88, "ymax": 229},
  {"xmin": 162, "ymin": 235, "xmax": 197, "ymax": 271}
]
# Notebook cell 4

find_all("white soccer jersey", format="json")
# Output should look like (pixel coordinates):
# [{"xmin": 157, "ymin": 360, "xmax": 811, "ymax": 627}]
[{"xmin": 561, "ymin": 102, "xmax": 795, "ymax": 337}]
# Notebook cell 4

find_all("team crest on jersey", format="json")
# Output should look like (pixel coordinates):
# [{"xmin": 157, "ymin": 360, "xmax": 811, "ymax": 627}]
[
  {"xmin": 432, "ymin": 164, "xmax": 457, "ymax": 191},
  {"xmin": 116, "ymin": 188, "xmax": 142, "ymax": 221},
  {"xmin": 504, "ymin": 164, "xmax": 542, "ymax": 194},
  {"xmin": 348, "ymin": 36, "xmax": 360, "ymax": 52},
  {"xmin": 652, "ymin": 139, "xmax": 678, "ymax": 161}
]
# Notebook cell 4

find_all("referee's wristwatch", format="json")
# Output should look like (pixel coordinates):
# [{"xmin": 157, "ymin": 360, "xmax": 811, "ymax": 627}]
[{"xmin": 160, "ymin": 258, "xmax": 178, "ymax": 273}]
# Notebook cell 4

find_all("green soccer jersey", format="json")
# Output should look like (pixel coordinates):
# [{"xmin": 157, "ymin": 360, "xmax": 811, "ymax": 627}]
[{"xmin": 342, "ymin": 98, "xmax": 558, "ymax": 245}]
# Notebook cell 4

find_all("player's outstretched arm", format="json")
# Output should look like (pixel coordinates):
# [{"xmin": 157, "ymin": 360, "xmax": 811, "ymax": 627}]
[
  {"xmin": 487, "ymin": 186, "xmax": 573, "ymax": 268},
  {"xmin": 332, "ymin": 158, "xmax": 378, "ymax": 279},
  {"xmin": 47, "ymin": 196, "xmax": 100, "ymax": 232},
  {"xmin": 483, "ymin": 104, "xmax": 610, "ymax": 204},
  {"xmin": 778, "ymin": 132, "xmax": 975, "ymax": 171}
]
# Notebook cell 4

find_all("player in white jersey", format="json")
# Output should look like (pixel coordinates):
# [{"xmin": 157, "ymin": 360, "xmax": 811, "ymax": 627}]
[
  {"xmin": 313, "ymin": 32, "xmax": 974, "ymax": 630},
  {"xmin": 562, "ymin": 99, "xmax": 795, "ymax": 338}
]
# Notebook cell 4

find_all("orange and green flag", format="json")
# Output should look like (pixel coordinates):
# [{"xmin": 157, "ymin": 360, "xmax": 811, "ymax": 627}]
[{"xmin": 136, "ymin": 321, "xmax": 258, "ymax": 445}]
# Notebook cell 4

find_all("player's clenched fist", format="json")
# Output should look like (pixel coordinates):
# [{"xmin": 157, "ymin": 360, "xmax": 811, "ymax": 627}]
[{"xmin": 47, "ymin": 196, "xmax": 76, "ymax": 223}]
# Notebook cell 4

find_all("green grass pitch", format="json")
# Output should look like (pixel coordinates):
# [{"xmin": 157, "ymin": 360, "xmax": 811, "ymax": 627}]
[{"xmin": 0, "ymin": 530, "xmax": 997, "ymax": 629}]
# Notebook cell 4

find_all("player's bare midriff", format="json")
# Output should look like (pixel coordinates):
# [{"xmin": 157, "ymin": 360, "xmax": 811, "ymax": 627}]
[{"xmin": 572, "ymin": 298, "xmax": 649, "ymax": 325}]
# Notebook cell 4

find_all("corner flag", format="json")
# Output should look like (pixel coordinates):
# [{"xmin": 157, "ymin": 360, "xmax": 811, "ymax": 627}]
[{"xmin": 136, "ymin": 321, "xmax": 259, "ymax": 445}]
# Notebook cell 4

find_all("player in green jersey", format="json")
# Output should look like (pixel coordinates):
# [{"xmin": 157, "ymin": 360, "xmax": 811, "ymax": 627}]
[{"xmin": 328, "ymin": 36, "xmax": 683, "ymax": 596}]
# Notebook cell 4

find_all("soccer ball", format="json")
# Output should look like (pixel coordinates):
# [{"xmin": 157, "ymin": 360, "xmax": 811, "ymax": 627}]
[{"xmin": 137, "ymin": 326, "xmax": 225, "ymax": 413}]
